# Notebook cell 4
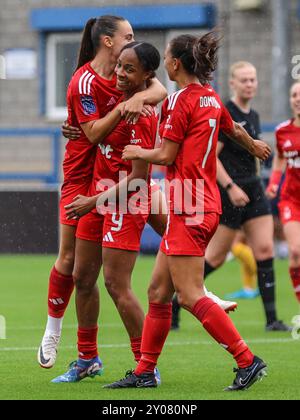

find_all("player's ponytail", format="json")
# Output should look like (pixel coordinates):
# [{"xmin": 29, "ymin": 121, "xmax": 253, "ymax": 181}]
[
  {"xmin": 193, "ymin": 31, "xmax": 220, "ymax": 85},
  {"xmin": 75, "ymin": 15, "xmax": 126, "ymax": 72},
  {"xmin": 75, "ymin": 18, "xmax": 97, "ymax": 71},
  {"xmin": 169, "ymin": 30, "xmax": 221, "ymax": 84}
]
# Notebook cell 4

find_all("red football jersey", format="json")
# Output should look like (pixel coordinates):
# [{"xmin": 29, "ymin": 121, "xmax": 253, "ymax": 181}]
[
  {"xmin": 64, "ymin": 62, "xmax": 122, "ymax": 182},
  {"xmin": 276, "ymin": 119, "xmax": 300, "ymax": 204},
  {"xmin": 160, "ymin": 84, "xmax": 234, "ymax": 214},
  {"xmin": 89, "ymin": 108, "xmax": 159, "ymax": 207}
]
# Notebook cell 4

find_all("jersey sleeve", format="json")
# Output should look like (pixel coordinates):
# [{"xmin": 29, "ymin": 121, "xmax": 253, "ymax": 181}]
[
  {"xmin": 159, "ymin": 99, "xmax": 168, "ymax": 139},
  {"xmin": 219, "ymin": 130, "xmax": 230, "ymax": 144},
  {"xmin": 70, "ymin": 77, "xmax": 100, "ymax": 124},
  {"xmin": 130, "ymin": 116, "xmax": 156, "ymax": 150},
  {"xmin": 275, "ymin": 129, "xmax": 284, "ymax": 157},
  {"xmin": 160, "ymin": 93, "xmax": 189, "ymax": 144},
  {"xmin": 220, "ymin": 102, "xmax": 234, "ymax": 134}
]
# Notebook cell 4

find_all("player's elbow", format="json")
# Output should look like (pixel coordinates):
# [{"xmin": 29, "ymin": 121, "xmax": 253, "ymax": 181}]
[
  {"xmin": 160, "ymin": 153, "xmax": 175, "ymax": 166},
  {"xmin": 160, "ymin": 86, "xmax": 168, "ymax": 101},
  {"xmin": 86, "ymin": 133, "xmax": 104, "ymax": 145},
  {"xmin": 228, "ymin": 122, "xmax": 240, "ymax": 140},
  {"xmin": 83, "ymin": 122, "xmax": 105, "ymax": 144}
]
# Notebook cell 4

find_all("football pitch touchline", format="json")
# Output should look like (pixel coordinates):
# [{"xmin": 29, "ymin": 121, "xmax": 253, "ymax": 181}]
[
  {"xmin": 5, "ymin": 321, "xmax": 268, "ymax": 331},
  {"xmin": 0, "ymin": 338, "xmax": 297, "ymax": 352}
]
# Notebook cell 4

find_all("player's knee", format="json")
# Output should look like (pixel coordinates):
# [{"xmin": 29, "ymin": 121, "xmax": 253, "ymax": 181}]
[
  {"xmin": 176, "ymin": 291, "xmax": 193, "ymax": 311},
  {"xmin": 208, "ymin": 253, "xmax": 226, "ymax": 268},
  {"xmin": 147, "ymin": 281, "xmax": 172, "ymax": 304},
  {"xmin": 255, "ymin": 242, "xmax": 274, "ymax": 260},
  {"xmin": 57, "ymin": 249, "xmax": 75, "ymax": 273},
  {"xmin": 73, "ymin": 270, "xmax": 95, "ymax": 293},
  {"xmin": 104, "ymin": 272, "xmax": 126, "ymax": 302},
  {"xmin": 147, "ymin": 281, "xmax": 164, "ymax": 302},
  {"xmin": 289, "ymin": 244, "xmax": 300, "ymax": 265}
]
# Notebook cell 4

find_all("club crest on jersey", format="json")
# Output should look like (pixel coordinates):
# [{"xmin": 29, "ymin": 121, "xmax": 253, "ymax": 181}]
[{"xmin": 80, "ymin": 95, "xmax": 96, "ymax": 115}]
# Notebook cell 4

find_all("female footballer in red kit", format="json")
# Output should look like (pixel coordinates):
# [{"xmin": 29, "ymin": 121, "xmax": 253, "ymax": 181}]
[
  {"xmin": 267, "ymin": 80, "xmax": 300, "ymax": 307},
  {"xmin": 38, "ymin": 15, "xmax": 167, "ymax": 370},
  {"xmin": 105, "ymin": 32, "xmax": 270, "ymax": 391},
  {"xmin": 51, "ymin": 41, "xmax": 162, "ymax": 383}
]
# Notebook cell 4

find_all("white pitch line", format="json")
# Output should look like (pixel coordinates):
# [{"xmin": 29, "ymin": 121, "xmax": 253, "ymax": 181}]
[
  {"xmin": 5, "ymin": 320, "xmax": 268, "ymax": 331},
  {"xmin": 0, "ymin": 337, "xmax": 298, "ymax": 352},
  {"xmin": 6, "ymin": 323, "xmax": 121, "ymax": 331}
]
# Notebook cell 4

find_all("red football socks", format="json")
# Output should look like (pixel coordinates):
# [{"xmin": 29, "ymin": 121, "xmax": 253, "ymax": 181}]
[
  {"xmin": 192, "ymin": 297, "xmax": 254, "ymax": 369},
  {"xmin": 290, "ymin": 267, "xmax": 300, "ymax": 303},
  {"xmin": 135, "ymin": 303, "xmax": 172, "ymax": 376},
  {"xmin": 48, "ymin": 266, "xmax": 74, "ymax": 318},
  {"xmin": 130, "ymin": 336, "xmax": 142, "ymax": 362},
  {"xmin": 77, "ymin": 326, "xmax": 98, "ymax": 360}
]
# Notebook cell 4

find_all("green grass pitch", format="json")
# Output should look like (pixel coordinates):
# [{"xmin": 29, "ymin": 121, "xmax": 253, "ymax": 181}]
[{"xmin": 0, "ymin": 255, "xmax": 300, "ymax": 400}]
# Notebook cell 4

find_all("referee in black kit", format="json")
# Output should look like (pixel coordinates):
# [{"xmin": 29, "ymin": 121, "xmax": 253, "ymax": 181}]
[{"xmin": 172, "ymin": 61, "xmax": 290, "ymax": 332}]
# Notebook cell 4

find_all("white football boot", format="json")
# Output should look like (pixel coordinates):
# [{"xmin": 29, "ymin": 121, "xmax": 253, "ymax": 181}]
[
  {"xmin": 37, "ymin": 332, "xmax": 60, "ymax": 369},
  {"xmin": 204, "ymin": 286, "xmax": 238, "ymax": 313}
]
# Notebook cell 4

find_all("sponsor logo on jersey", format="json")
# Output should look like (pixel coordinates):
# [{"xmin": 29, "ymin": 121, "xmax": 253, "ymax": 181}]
[
  {"xmin": 107, "ymin": 96, "xmax": 117, "ymax": 108},
  {"xmin": 103, "ymin": 232, "xmax": 115, "ymax": 243},
  {"xmin": 130, "ymin": 129, "xmax": 142, "ymax": 144},
  {"xmin": 99, "ymin": 144, "xmax": 113, "ymax": 159},
  {"xmin": 200, "ymin": 96, "xmax": 221, "ymax": 109},
  {"xmin": 130, "ymin": 139, "xmax": 142, "ymax": 144},
  {"xmin": 80, "ymin": 95, "xmax": 97, "ymax": 115},
  {"xmin": 284, "ymin": 150, "xmax": 298, "ymax": 158},
  {"xmin": 287, "ymin": 157, "xmax": 300, "ymax": 168},
  {"xmin": 283, "ymin": 139, "xmax": 293, "ymax": 149},
  {"xmin": 164, "ymin": 114, "xmax": 173, "ymax": 130},
  {"xmin": 283, "ymin": 206, "xmax": 292, "ymax": 221},
  {"xmin": 49, "ymin": 298, "xmax": 65, "ymax": 305}
]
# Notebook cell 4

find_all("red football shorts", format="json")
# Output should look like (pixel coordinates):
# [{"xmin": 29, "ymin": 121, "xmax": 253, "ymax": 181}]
[
  {"xmin": 160, "ymin": 212, "xmax": 220, "ymax": 257},
  {"xmin": 278, "ymin": 200, "xmax": 300, "ymax": 225},
  {"xmin": 76, "ymin": 210, "xmax": 148, "ymax": 251},
  {"xmin": 60, "ymin": 180, "xmax": 91, "ymax": 226},
  {"xmin": 75, "ymin": 211, "xmax": 105, "ymax": 242}
]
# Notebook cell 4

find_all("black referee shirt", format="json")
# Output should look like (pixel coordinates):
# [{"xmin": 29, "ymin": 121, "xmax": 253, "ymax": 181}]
[{"xmin": 219, "ymin": 100, "xmax": 261, "ymax": 184}]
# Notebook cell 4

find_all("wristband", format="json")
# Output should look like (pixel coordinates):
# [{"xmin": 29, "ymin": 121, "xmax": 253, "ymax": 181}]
[
  {"xmin": 225, "ymin": 181, "xmax": 235, "ymax": 191},
  {"xmin": 267, "ymin": 170, "xmax": 282, "ymax": 191}
]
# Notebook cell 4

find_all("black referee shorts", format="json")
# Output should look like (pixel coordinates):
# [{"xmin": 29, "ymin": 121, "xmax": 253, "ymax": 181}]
[{"xmin": 220, "ymin": 179, "xmax": 272, "ymax": 230}]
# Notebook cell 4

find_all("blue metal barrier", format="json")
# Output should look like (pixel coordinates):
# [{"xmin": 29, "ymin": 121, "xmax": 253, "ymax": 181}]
[{"xmin": 0, "ymin": 128, "xmax": 61, "ymax": 184}]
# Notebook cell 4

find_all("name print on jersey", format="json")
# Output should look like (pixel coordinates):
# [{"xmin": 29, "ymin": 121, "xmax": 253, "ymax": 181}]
[{"xmin": 200, "ymin": 96, "xmax": 221, "ymax": 109}]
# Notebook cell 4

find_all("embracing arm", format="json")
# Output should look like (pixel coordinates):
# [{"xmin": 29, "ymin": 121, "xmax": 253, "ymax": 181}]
[
  {"xmin": 122, "ymin": 138, "xmax": 180, "ymax": 166},
  {"xmin": 80, "ymin": 102, "xmax": 125, "ymax": 145},
  {"xmin": 122, "ymin": 78, "xmax": 167, "ymax": 122},
  {"xmin": 139, "ymin": 78, "xmax": 167, "ymax": 105},
  {"xmin": 64, "ymin": 159, "xmax": 150, "ymax": 218},
  {"xmin": 96, "ymin": 159, "xmax": 150, "ymax": 207}
]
